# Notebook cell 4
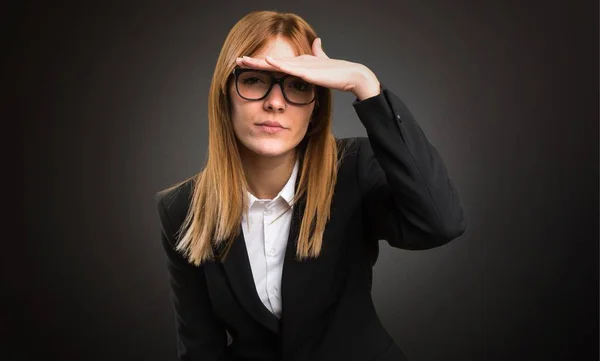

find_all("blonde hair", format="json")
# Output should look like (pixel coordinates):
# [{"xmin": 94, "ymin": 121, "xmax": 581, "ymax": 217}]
[{"xmin": 160, "ymin": 10, "xmax": 345, "ymax": 266}]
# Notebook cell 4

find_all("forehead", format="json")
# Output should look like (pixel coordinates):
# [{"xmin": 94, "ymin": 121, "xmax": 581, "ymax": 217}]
[{"xmin": 253, "ymin": 36, "xmax": 298, "ymax": 59}]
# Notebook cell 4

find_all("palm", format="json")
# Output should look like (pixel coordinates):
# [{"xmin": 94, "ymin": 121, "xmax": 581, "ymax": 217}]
[{"xmin": 266, "ymin": 55, "xmax": 358, "ymax": 92}]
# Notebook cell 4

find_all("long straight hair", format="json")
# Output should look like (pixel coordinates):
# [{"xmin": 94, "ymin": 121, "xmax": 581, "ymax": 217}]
[{"xmin": 161, "ymin": 11, "xmax": 344, "ymax": 266}]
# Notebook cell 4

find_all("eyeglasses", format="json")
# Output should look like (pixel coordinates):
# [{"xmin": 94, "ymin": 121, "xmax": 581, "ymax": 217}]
[{"xmin": 232, "ymin": 67, "xmax": 317, "ymax": 106}]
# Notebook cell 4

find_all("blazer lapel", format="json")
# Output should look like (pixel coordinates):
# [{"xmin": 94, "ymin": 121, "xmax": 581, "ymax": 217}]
[
  {"xmin": 221, "ymin": 230, "xmax": 280, "ymax": 334},
  {"xmin": 280, "ymin": 194, "xmax": 316, "ymax": 316}
]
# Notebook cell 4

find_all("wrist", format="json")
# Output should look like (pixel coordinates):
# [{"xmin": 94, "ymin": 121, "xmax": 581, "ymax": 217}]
[{"xmin": 353, "ymin": 65, "xmax": 381, "ymax": 101}]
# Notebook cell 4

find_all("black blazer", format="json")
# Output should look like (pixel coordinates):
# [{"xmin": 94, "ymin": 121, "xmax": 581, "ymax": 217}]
[{"xmin": 156, "ymin": 87, "xmax": 468, "ymax": 361}]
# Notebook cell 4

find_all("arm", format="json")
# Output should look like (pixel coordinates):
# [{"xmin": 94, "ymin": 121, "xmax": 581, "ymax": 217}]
[
  {"xmin": 353, "ymin": 86, "xmax": 468, "ymax": 249},
  {"xmin": 157, "ymin": 197, "xmax": 228, "ymax": 360},
  {"xmin": 233, "ymin": 38, "xmax": 467, "ymax": 248}
]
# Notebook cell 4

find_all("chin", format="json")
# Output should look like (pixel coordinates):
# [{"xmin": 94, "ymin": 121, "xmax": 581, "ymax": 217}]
[{"xmin": 243, "ymin": 139, "xmax": 298, "ymax": 158}]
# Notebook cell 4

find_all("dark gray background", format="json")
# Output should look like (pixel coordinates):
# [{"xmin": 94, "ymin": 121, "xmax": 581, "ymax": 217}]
[{"xmin": 20, "ymin": 0, "xmax": 598, "ymax": 360}]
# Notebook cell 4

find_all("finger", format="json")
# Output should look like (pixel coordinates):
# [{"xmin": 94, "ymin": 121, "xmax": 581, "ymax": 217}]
[
  {"xmin": 312, "ymin": 38, "xmax": 329, "ymax": 59},
  {"xmin": 265, "ymin": 56, "xmax": 305, "ymax": 78},
  {"xmin": 235, "ymin": 57, "xmax": 250, "ymax": 67},
  {"xmin": 264, "ymin": 56, "xmax": 285, "ymax": 69},
  {"xmin": 236, "ymin": 56, "xmax": 279, "ymax": 71}
]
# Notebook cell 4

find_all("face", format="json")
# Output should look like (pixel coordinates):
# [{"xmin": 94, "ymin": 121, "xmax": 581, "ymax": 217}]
[{"xmin": 229, "ymin": 36, "xmax": 315, "ymax": 160}]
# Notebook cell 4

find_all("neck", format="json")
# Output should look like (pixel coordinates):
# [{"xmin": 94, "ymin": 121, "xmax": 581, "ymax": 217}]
[{"xmin": 240, "ymin": 148, "xmax": 297, "ymax": 200}]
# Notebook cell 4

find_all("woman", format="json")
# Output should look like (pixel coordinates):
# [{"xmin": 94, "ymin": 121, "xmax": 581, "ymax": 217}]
[{"xmin": 156, "ymin": 10, "xmax": 468, "ymax": 361}]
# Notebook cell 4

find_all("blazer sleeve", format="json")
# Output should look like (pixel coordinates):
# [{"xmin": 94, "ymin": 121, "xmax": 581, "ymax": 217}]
[
  {"xmin": 352, "ymin": 85, "xmax": 468, "ymax": 249},
  {"xmin": 157, "ymin": 196, "xmax": 228, "ymax": 361}
]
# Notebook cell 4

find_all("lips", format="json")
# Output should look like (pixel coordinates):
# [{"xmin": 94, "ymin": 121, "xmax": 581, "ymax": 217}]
[
  {"xmin": 255, "ymin": 121, "xmax": 285, "ymax": 134},
  {"xmin": 256, "ymin": 121, "xmax": 284, "ymax": 128}
]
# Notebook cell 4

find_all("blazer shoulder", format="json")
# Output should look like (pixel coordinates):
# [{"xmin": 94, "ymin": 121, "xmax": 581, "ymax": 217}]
[{"xmin": 155, "ymin": 176, "xmax": 196, "ymax": 237}]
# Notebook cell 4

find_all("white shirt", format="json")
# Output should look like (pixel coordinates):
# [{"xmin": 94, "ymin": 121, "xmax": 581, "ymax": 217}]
[{"xmin": 241, "ymin": 160, "xmax": 298, "ymax": 318}]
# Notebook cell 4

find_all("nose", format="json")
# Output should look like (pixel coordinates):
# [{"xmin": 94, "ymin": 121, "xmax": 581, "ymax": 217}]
[{"xmin": 263, "ymin": 83, "xmax": 287, "ymax": 112}]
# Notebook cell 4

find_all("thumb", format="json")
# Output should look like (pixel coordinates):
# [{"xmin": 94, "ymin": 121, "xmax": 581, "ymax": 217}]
[{"xmin": 312, "ymin": 38, "xmax": 329, "ymax": 59}]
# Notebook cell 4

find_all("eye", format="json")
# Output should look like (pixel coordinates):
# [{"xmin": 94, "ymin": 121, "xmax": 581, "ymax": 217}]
[
  {"xmin": 242, "ymin": 77, "xmax": 265, "ymax": 85},
  {"xmin": 288, "ymin": 79, "xmax": 311, "ymax": 92}
]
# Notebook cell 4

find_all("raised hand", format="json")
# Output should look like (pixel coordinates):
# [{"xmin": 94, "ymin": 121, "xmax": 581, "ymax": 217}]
[{"xmin": 235, "ymin": 38, "xmax": 381, "ymax": 101}]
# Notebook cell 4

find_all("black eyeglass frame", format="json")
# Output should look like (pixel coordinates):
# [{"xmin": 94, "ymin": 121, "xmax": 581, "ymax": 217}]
[{"xmin": 232, "ymin": 67, "xmax": 318, "ymax": 106}]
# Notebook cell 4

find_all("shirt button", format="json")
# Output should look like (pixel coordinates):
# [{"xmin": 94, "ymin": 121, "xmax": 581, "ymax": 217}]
[
  {"xmin": 270, "ymin": 286, "xmax": 277, "ymax": 295},
  {"xmin": 268, "ymin": 248, "xmax": 276, "ymax": 256}
]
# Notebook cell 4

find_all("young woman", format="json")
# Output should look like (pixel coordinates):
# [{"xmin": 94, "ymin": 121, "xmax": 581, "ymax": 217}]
[{"xmin": 156, "ymin": 10, "xmax": 468, "ymax": 361}]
